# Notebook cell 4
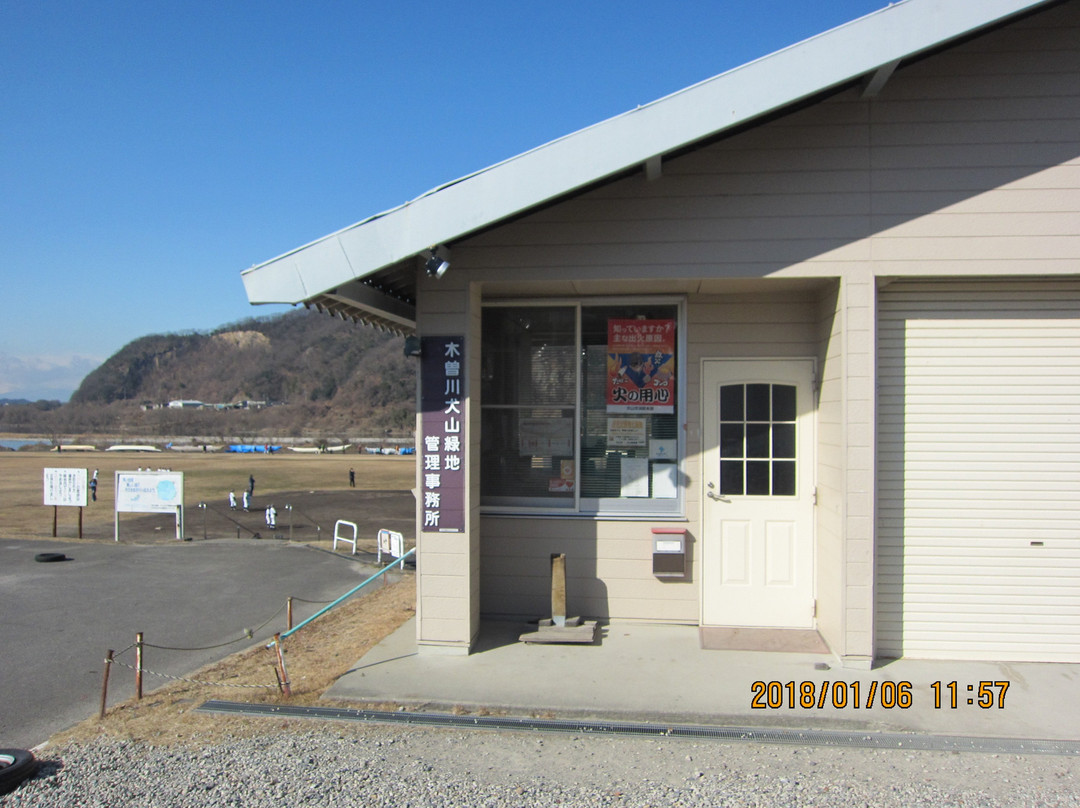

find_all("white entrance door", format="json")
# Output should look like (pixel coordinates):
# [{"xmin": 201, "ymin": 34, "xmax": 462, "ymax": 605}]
[{"xmin": 701, "ymin": 359, "xmax": 815, "ymax": 628}]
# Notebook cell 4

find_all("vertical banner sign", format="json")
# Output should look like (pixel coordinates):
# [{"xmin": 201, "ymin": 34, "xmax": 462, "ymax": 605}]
[
  {"xmin": 420, "ymin": 336, "xmax": 465, "ymax": 532},
  {"xmin": 606, "ymin": 318, "xmax": 676, "ymax": 413}
]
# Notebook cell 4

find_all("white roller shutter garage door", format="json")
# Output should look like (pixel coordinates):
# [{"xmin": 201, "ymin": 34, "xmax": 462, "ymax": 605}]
[{"xmin": 877, "ymin": 280, "xmax": 1080, "ymax": 662}]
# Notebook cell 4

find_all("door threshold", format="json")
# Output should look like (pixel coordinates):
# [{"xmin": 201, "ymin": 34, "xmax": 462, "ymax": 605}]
[{"xmin": 700, "ymin": 626, "xmax": 830, "ymax": 654}]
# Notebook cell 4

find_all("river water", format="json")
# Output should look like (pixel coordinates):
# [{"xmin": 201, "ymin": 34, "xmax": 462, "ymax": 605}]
[{"xmin": 0, "ymin": 439, "xmax": 51, "ymax": 450}]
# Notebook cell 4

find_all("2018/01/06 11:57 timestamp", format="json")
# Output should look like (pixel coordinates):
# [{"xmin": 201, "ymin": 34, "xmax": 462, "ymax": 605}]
[{"xmin": 749, "ymin": 680, "xmax": 1010, "ymax": 709}]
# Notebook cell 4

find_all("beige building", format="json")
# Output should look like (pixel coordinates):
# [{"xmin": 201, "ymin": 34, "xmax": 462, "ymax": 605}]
[{"xmin": 244, "ymin": 0, "xmax": 1080, "ymax": 667}]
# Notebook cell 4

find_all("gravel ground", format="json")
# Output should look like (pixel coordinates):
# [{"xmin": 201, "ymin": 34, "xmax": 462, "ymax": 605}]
[{"xmin": 4, "ymin": 722, "xmax": 1079, "ymax": 807}]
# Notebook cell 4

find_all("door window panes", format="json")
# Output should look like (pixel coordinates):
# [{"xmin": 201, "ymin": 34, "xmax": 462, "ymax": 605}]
[{"xmin": 719, "ymin": 383, "xmax": 797, "ymax": 496}]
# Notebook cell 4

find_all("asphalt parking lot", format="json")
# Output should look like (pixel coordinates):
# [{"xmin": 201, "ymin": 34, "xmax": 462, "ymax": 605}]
[{"xmin": 0, "ymin": 538, "xmax": 383, "ymax": 749}]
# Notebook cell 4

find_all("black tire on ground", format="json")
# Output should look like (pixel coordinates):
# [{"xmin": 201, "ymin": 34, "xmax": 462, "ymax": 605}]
[
  {"xmin": 34, "ymin": 552, "xmax": 67, "ymax": 563},
  {"xmin": 0, "ymin": 749, "xmax": 39, "ymax": 795}
]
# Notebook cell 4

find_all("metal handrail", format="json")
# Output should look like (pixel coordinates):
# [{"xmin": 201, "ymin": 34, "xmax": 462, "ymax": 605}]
[{"xmin": 279, "ymin": 547, "xmax": 415, "ymax": 640}]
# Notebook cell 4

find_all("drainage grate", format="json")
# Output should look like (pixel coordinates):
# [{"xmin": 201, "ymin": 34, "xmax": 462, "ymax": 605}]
[{"xmin": 196, "ymin": 700, "xmax": 1080, "ymax": 756}]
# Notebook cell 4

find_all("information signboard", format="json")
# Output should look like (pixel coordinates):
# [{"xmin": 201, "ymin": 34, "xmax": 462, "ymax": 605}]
[
  {"xmin": 43, "ymin": 468, "xmax": 88, "ymax": 507},
  {"xmin": 115, "ymin": 471, "xmax": 184, "ymax": 514}
]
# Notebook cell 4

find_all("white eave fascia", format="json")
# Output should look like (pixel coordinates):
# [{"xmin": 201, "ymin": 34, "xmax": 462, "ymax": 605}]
[{"xmin": 241, "ymin": 0, "xmax": 1054, "ymax": 306}]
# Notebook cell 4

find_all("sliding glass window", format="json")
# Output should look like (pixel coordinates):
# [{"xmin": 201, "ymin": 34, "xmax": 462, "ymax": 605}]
[{"xmin": 481, "ymin": 300, "xmax": 683, "ymax": 516}]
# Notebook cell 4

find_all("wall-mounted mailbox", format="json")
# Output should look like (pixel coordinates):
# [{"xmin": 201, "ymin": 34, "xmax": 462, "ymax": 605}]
[{"xmin": 652, "ymin": 527, "xmax": 687, "ymax": 578}]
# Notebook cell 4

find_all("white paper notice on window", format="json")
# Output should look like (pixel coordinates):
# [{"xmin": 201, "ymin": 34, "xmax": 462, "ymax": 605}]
[
  {"xmin": 651, "ymin": 462, "xmax": 678, "ymax": 499},
  {"xmin": 649, "ymin": 439, "xmax": 677, "ymax": 461},
  {"xmin": 518, "ymin": 418, "xmax": 574, "ymax": 456},
  {"xmin": 620, "ymin": 458, "xmax": 650, "ymax": 497}
]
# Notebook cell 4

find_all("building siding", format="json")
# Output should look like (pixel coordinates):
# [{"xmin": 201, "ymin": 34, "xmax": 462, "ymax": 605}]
[
  {"xmin": 477, "ymin": 293, "xmax": 822, "ymax": 623},
  {"xmin": 412, "ymin": 0, "xmax": 1079, "ymax": 659}
]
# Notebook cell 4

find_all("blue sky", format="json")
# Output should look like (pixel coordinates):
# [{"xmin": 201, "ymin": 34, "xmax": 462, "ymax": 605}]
[{"xmin": 0, "ymin": 1, "xmax": 887, "ymax": 400}]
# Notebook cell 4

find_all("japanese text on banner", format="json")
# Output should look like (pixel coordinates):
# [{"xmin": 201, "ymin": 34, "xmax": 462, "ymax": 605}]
[{"xmin": 420, "ymin": 336, "xmax": 466, "ymax": 532}]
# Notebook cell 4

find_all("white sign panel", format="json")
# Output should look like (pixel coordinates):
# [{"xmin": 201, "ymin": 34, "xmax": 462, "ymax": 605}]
[
  {"xmin": 649, "ymin": 439, "xmax": 677, "ymax": 461},
  {"xmin": 115, "ymin": 471, "xmax": 184, "ymax": 514},
  {"xmin": 43, "ymin": 468, "xmax": 88, "ymax": 507},
  {"xmin": 620, "ymin": 457, "xmax": 650, "ymax": 498},
  {"xmin": 607, "ymin": 417, "xmax": 647, "ymax": 448},
  {"xmin": 651, "ymin": 462, "xmax": 678, "ymax": 499}
]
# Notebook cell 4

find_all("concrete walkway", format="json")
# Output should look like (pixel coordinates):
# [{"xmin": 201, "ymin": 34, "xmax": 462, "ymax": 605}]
[{"xmin": 327, "ymin": 618, "xmax": 1080, "ymax": 743}]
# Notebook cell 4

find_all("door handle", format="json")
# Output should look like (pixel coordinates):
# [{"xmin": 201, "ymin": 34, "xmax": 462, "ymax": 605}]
[{"xmin": 706, "ymin": 482, "xmax": 730, "ymax": 503}]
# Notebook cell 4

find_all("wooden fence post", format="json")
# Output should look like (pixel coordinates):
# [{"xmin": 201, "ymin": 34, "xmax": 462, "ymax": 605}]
[
  {"xmin": 135, "ymin": 632, "xmax": 144, "ymax": 700},
  {"xmin": 99, "ymin": 650, "xmax": 114, "ymax": 719},
  {"xmin": 273, "ymin": 633, "xmax": 292, "ymax": 697}
]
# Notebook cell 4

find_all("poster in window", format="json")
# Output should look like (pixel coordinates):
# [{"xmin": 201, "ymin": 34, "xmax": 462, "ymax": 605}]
[
  {"xmin": 606, "ymin": 417, "xmax": 647, "ymax": 447},
  {"xmin": 651, "ymin": 463, "xmax": 678, "ymax": 498},
  {"xmin": 549, "ymin": 461, "xmax": 576, "ymax": 493},
  {"xmin": 620, "ymin": 457, "xmax": 650, "ymax": 497},
  {"xmin": 606, "ymin": 318, "xmax": 675, "ymax": 414}
]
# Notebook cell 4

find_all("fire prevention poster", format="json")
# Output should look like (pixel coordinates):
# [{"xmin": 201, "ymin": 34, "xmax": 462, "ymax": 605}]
[{"xmin": 606, "ymin": 319, "xmax": 675, "ymax": 414}]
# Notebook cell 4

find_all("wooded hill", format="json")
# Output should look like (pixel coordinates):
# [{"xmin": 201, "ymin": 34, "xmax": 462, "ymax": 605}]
[{"xmin": 0, "ymin": 310, "xmax": 416, "ymax": 441}]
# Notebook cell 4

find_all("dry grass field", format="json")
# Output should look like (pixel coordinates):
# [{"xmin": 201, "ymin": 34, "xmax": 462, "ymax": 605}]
[{"xmin": 0, "ymin": 449, "xmax": 416, "ymax": 543}]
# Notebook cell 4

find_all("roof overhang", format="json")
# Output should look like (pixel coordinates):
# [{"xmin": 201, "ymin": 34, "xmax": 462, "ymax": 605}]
[{"xmin": 242, "ymin": 0, "xmax": 1057, "ymax": 330}]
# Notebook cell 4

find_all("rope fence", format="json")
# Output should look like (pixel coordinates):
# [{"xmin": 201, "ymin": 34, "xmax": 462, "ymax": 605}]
[
  {"xmin": 141, "ymin": 600, "xmax": 294, "ymax": 652},
  {"xmin": 107, "ymin": 655, "xmax": 279, "ymax": 691},
  {"xmin": 98, "ymin": 550, "xmax": 413, "ymax": 717}
]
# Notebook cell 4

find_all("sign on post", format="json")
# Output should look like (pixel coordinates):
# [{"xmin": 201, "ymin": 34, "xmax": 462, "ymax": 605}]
[
  {"xmin": 114, "ymin": 471, "xmax": 184, "ymax": 541},
  {"xmin": 377, "ymin": 528, "xmax": 405, "ymax": 566},
  {"xmin": 44, "ymin": 468, "xmax": 88, "ymax": 507},
  {"xmin": 43, "ymin": 467, "xmax": 88, "ymax": 538}
]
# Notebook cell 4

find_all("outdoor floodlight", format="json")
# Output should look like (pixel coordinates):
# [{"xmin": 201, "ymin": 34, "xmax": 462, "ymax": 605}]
[{"xmin": 425, "ymin": 248, "xmax": 450, "ymax": 279}]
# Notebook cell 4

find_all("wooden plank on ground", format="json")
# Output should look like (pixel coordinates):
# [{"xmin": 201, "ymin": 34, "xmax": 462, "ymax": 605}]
[{"xmin": 519, "ymin": 620, "xmax": 598, "ymax": 644}]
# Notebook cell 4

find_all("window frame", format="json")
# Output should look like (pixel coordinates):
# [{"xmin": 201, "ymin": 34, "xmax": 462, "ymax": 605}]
[{"xmin": 481, "ymin": 296, "xmax": 686, "ymax": 518}]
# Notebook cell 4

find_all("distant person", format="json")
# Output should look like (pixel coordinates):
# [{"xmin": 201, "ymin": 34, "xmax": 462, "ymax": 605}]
[
  {"xmin": 242, "ymin": 491, "xmax": 250, "ymax": 511},
  {"xmin": 268, "ymin": 505, "xmax": 277, "ymax": 529},
  {"xmin": 248, "ymin": 475, "xmax": 255, "ymax": 496},
  {"xmin": 349, "ymin": 468, "xmax": 356, "ymax": 487},
  {"xmin": 89, "ymin": 477, "xmax": 97, "ymax": 502},
  {"xmin": 229, "ymin": 491, "xmax": 237, "ymax": 510},
  {"xmin": 265, "ymin": 505, "xmax": 272, "ymax": 527}
]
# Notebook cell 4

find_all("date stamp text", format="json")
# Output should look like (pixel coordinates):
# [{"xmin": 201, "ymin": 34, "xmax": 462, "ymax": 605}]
[{"xmin": 750, "ymin": 680, "xmax": 1010, "ymax": 710}]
